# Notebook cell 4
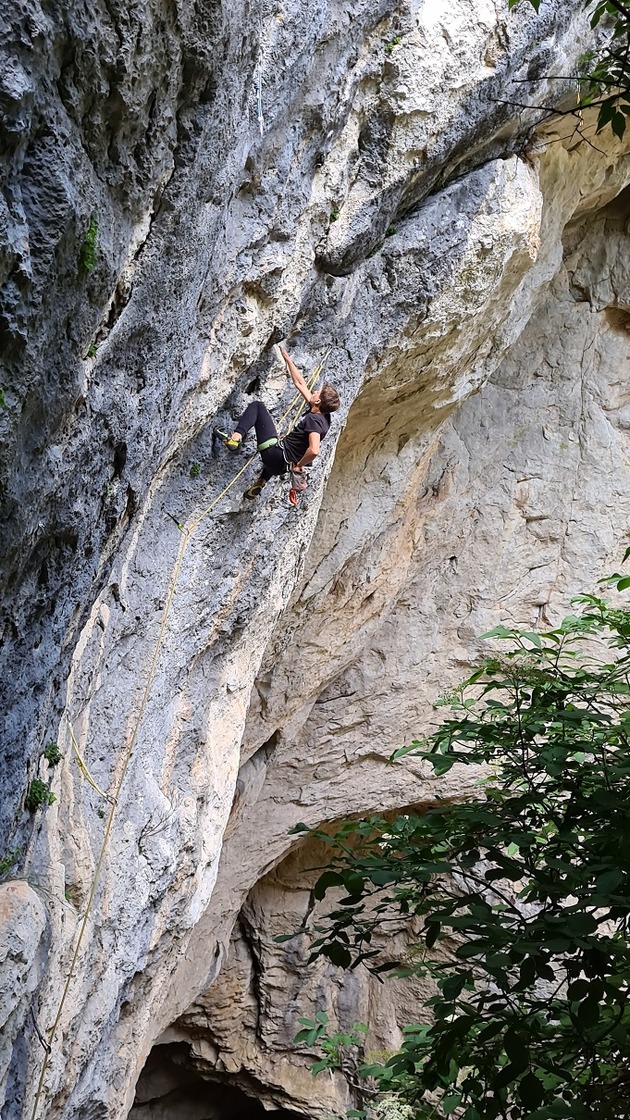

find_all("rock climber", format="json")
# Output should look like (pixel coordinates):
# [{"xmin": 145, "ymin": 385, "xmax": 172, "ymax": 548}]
[{"xmin": 215, "ymin": 345, "xmax": 340, "ymax": 500}]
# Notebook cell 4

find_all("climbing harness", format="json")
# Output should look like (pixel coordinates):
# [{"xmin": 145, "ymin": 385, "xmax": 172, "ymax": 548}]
[
  {"xmin": 28, "ymin": 348, "xmax": 331, "ymax": 1120},
  {"xmin": 256, "ymin": 437, "xmax": 278, "ymax": 452}
]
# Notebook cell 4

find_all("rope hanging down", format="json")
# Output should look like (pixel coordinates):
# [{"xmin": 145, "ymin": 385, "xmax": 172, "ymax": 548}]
[
  {"xmin": 29, "ymin": 352, "xmax": 330, "ymax": 1120},
  {"xmin": 69, "ymin": 724, "xmax": 113, "ymax": 803}
]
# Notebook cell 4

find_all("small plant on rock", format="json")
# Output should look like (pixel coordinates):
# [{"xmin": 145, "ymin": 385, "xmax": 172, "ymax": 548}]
[
  {"xmin": 295, "ymin": 1012, "xmax": 369, "ymax": 1076},
  {"xmin": 43, "ymin": 741, "xmax": 62, "ymax": 766},
  {"xmin": 25, "ymin": 779, "xmax": 56, "ymax": 812},
  {"xmin": 189, "ymin": 462, "xmax": 202, "ymax": 479},
  {"xmin": 0, "ymin": 847, "xmax": 21, "ymax": 878},
  {"xmin": 80, "ymin": 215, "xmax": 99, "ymax": 273}
]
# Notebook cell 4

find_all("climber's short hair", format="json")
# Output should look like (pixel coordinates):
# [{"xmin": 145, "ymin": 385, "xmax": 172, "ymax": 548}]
[{"xmin": 320, "ymin": 383, "xmax": 340, "ymax": 414}]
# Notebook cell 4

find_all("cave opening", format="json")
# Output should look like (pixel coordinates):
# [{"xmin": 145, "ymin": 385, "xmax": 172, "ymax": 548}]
[{"xmin": 129, "ymin": 1043, "xmax": 308, "ymax": 1120}]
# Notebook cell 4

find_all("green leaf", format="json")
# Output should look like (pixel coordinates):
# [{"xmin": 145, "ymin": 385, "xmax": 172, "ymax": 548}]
[
  {"xmin": 518, "ymin": 1072, "xmax": 545, "ymax": 1109},
  {"xmin": 597, "ymin": 98, "xmax": 616, "ymax": 130},
  {"xmin": 341, "ymin": 870, "xmax": 365, "ymax": 896},
  {"xmin": 441, "ymin": 973, "xmax": 468, "ymax": 1000},
  {"xmin": 566, "ymin": 912, "xmax": 598, "ymax": 936},
  {"xmin": 595, "ymin": 868, "xmax": 624, "ymax": 893},
  {"xmin": 432, "ymin": 755, "xmax": 454, "ymax": 775},
  {"xmin": 324, "ymin": 943, "xmax": 352, "ymax": 968},
  {"xmin": 567, "ymin": 978, "xmax": 590, "ymax": 1001},
  {"xmin": 577, "ymin": 996, "xmax": 600, "ymax": 1028},
  {"xmin": 480, "ymin": 625, "xmax": 516, "ymax": 640},
  {"xmin": 310, "ymin": 1058, "xmax": 331, "ymax": 1074},
  {"xmin": 528, "ymin": 1105, "xmax": 572, "ymax": 1120},
  {"xmin": 313, "ymin": 871, "xmax": 344, "ymax": 900},
  {"xmin": 455, "ymin": 942, "xmax": 486, "ymax": 960},
  {"xmin": 368, "ymin": 868, "xmax": 395, "ymax": 885},
  {"xmin": 425, "ymin": 921, "xmax": 441, "ymax": 948},
  {"xmin": 494, "ymin": 1055, "xmax": 529, "ymax": 1089},
  {"xmin": 476, "ymin": 1020, "xmax": 504, "ymax": 1043},
  {"xmin": 521, "ymin": 630, "xmax": 542, "ymax": 648},
  {"xmin": 504, "ymin": 1028, "xmax": 527, "ymax": 1062},
  {"xmin": 442, "ymin": 1092, "xmax": 463, "ymax": 1114},
  {"xmin": 613, "ymin": 110, "xmax": 628, "ymax": 139}
]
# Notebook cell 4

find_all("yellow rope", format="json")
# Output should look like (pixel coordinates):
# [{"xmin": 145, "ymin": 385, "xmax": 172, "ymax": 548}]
[
  {"xmin": 29, "ymin": 352, "xmax": 329, "ymax": 1119},
  {"xmin": 69, "ymin": 724, "xmax": 113, "ymax": 803}
]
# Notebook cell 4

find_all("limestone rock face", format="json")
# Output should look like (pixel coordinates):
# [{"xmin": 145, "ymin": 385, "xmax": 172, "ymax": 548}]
[
  {"xmin": 1, "ymin": 0, "xmax": 630, "ymax": 1118},
  {"xmin": 159, "ymin": 837, "xmax": 436, "ymax": 1119},
  {"xmin": 162, "ymin": 150, "xmax": 630, "ymax": 1118},
  {"xmin": 0, "ymin": 883, "xmax": 47, "ymax": 1114}
]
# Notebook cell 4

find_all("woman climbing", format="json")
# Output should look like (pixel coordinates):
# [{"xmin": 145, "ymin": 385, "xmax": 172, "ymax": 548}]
[{"xmin": 215, "ymin": 345, "xmax": 340, "ymax": 500}]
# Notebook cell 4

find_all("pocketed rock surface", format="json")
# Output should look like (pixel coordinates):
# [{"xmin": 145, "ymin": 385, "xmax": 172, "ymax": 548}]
[{"xmin": 1, "ymin": 0, "xmax": 629, "ymax": 1117}]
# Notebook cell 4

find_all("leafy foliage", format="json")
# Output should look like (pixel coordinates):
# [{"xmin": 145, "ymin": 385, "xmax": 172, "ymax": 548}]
[
  {"xmin": 295, "ymin": 1012, "xmax": 369, "ymax": 1076},
  {"xmin": 293, "ymin": 581, "xmax": 630, "ymax": 1119},
  {"xmin": 510, "ymin": 0, "xmax": 630, "ymax": 137},
  {"xmin": 43, "ymin": 741, "xmax": 62, "ymax": 766},
  {"xmin": 80, "ymin": 215, "xmax": 99, "ymax": 273},
  {"xmin": 25, "ymin": 779, "xmax": 56, "ymax": 811},
  {"xmin": 0, "ymin": 847, "xmax": 21, "ymax": 878}
]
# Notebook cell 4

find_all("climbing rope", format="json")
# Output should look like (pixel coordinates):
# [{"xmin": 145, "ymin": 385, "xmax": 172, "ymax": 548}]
[
  {"xmin": 29, "ymin": 351, "xmax": 330, "ymax": 1120},
  {"xmin": 69, "ymin": 723, "xmax": 113, "ymax": 804}
]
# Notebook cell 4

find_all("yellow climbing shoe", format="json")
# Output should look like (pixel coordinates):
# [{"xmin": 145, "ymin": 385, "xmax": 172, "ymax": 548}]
[
  {"xmin": 214, "ymin": 427, "xmax": 242, "ymax": 450},
  {"xmin": 244, "ymin": 476, "xmax": 267, "ymax": 500}
]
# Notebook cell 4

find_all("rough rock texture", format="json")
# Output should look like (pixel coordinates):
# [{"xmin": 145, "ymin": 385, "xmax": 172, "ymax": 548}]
[
  {"xmin": 2, "ymin": 0, "xmax": 630, "ymax": 1118},
  {"xmin": 0, "ymin": 884, "xmax": 47, "ymax": 1114},
  {"xmin": 154, "ymin": 837, "xmax": 436, "ymax": 1119},
  {"xmin": 153, "ymin": 150, "xmax": 630, "ymax": 1117}
]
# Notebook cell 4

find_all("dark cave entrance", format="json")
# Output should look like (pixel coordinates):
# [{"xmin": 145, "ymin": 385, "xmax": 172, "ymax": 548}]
[{"xmin": 129, "ymin": 1043, "xmax": 308, "ymax": 1120}]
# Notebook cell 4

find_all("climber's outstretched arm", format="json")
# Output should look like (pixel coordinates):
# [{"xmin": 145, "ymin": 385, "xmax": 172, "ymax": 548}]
[{"xmin": 279, "ymin": 345, "xmax": 313, "ymax": 405}]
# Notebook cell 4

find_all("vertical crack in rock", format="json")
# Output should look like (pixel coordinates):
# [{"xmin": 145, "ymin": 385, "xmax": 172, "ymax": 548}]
[{"xmin": 237, "ymin": 912, "xmax": 265, "ymax": 1045}]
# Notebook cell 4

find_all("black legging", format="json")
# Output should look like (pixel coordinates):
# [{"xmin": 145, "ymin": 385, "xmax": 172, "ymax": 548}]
[{"xmin": 234, "ymin": 400, "xmax": 287, "ymax": 481}]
